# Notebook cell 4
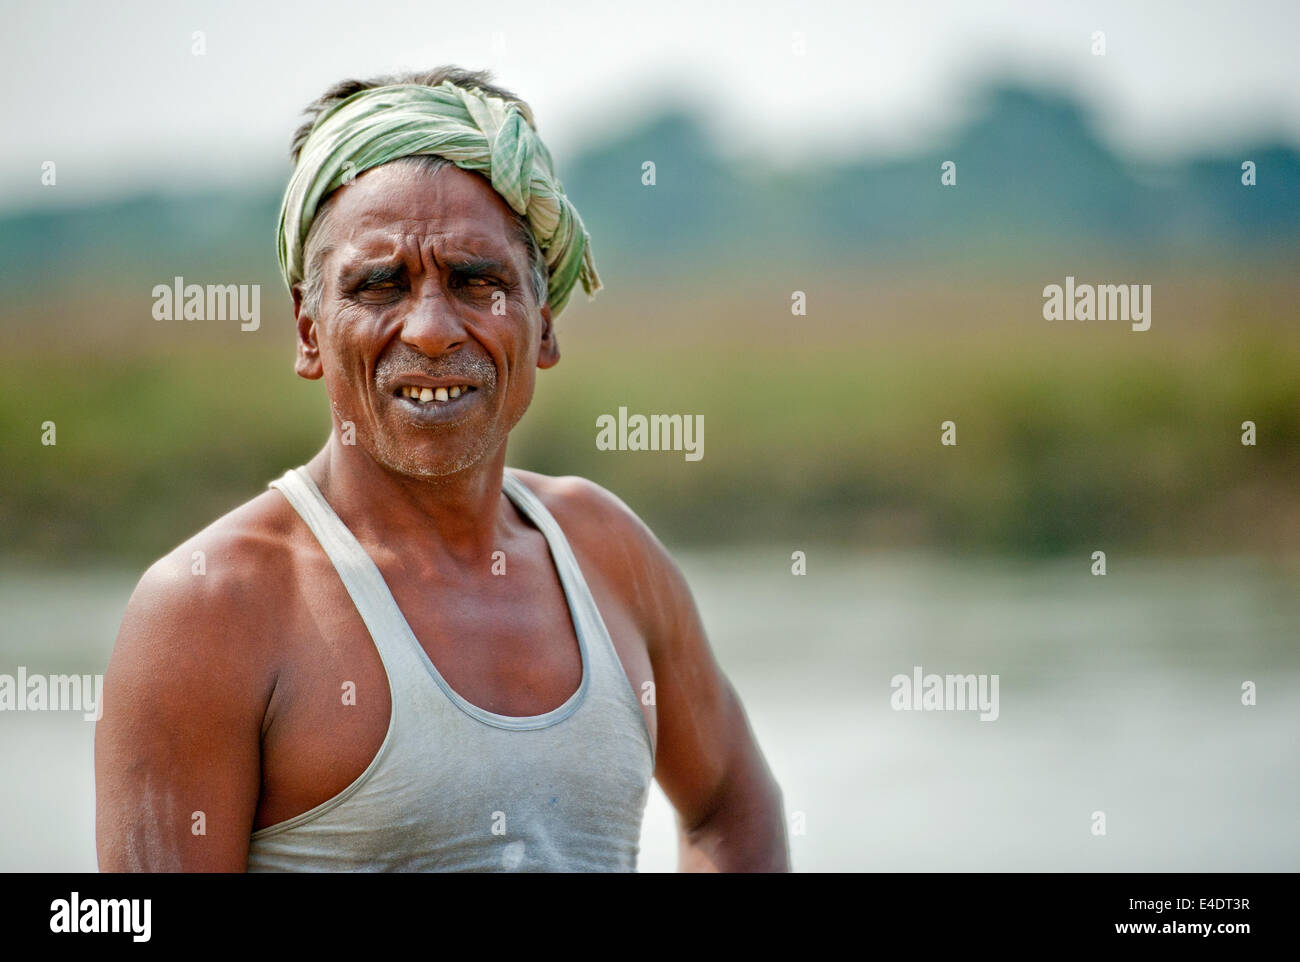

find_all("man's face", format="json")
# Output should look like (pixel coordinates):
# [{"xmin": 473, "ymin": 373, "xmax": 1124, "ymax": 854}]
[{"xmin": 294, "ymin": 161, "xmax": 557, "ymax": 480}]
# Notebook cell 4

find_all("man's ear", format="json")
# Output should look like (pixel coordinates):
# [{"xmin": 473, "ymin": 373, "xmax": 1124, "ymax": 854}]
[
  {"xmin": 536, "ymin": 303, "xmax": 560, "ymax": 370},
  {"xmin": 292, "ymin": 285, "xmax": 324, "ymax": 380}
]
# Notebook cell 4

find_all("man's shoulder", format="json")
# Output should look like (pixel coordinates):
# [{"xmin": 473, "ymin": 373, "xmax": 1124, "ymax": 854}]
[
  {"xmin": 506, "ymin": 469, "xmax": 683, "ymax": 632},
  {"xmin": 507, "ymin": 469, "xmax": 658, "ymax": 551},
  {"xmin": 122, "ymin": 485, "xmax": 304, "ymax": 648},
  {"xmin": 103, "ymin": 486, "xmax": 301, "ymax": 749}
]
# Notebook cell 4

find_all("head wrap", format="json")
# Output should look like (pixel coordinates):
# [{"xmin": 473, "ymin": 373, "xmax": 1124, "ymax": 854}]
[{"xmin": 277, "ymin": 80, "xmax": 601, "ymax": 316}]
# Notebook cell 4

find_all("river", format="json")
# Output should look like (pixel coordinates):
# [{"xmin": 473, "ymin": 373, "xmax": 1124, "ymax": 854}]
[{"xmin": 2, "ymin": 550, "xmax": 1297, "ymax": 871}]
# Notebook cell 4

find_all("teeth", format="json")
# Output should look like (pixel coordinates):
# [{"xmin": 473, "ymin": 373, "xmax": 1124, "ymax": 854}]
[{"xmin": 399, "ymin": 385, "xmax": 471, "ymax": 404}]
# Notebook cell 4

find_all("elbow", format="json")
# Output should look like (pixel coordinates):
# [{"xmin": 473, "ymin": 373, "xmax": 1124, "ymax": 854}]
[{"xmin": 681, "ymin": 769, "xmax": 790, "ymax": 872}]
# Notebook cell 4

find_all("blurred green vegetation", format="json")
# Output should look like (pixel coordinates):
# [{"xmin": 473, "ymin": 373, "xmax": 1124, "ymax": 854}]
[
  {"xmin": 4, "ymin": 80, "xmax": 1298, "ymax": 566},
  {"xmin": 2, "ymin": 264, "xmax": 1296, "ymax": 566}
]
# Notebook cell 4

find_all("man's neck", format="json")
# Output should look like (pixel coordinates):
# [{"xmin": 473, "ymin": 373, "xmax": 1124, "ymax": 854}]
[{"xmin": 304, "ymin": 435, "xmax": 511, "ymax": 565}]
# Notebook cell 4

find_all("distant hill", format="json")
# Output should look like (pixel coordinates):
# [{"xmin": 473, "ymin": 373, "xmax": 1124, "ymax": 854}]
[
  {"xmin": 564, "ymin": 84, "xmax": 1299, "ymax": 268},
  {"xmin": 1, "ymin": 82, "xmax": 1296, "ymax": 304}
]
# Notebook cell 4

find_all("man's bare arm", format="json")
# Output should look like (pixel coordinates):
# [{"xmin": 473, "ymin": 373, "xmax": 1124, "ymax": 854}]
[
  {"xmin": 95, "ymin": 546, "xmax": 270, "ymax": 871},
  {"xmin": 647, "ymin": 549, "xmax": 788, "ymax": 872},
  {"xmin": 548, "ymin": 477, "xmax": 789, "ymax": 872}
]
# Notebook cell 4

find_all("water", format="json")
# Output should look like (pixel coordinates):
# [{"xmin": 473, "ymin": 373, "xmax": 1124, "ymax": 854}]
[{"xmin": 2, "ymin": 551, "xmax": 1297, "ymax": 871}]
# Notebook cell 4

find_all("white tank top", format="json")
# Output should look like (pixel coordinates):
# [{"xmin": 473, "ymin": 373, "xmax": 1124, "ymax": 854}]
[{"xmin": 246, "ymin": 466, "xmax": 654, "ymax": 872}]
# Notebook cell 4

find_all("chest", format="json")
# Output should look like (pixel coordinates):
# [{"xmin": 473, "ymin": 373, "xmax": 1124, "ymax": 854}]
[{"xmin": 254, "ymin": 529, "xmax": 656, "ymax": 831}]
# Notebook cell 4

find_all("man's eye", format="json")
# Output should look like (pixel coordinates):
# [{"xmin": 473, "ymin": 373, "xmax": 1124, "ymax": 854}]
[{"xmin": 356, "ymin": 280, "xmax": 402, "ymax": 296}]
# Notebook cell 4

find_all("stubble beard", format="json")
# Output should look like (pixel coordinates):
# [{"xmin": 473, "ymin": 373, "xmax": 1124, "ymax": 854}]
[{"xmin": 338, "ymin": 351, "xmax": 512, "ymax": 483}]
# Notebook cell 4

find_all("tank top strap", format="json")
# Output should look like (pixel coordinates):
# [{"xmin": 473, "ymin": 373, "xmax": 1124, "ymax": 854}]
[
  {"xmin": 500, "ymin": 471, "xmax": 617, "ymax": 675},
  {"xmin": 501, "ymin": 472, "xmax": 654, "ymax": 761},
  {"xmin": 268, "ymin": 466, "xmax": 427, "ymax": 681}
]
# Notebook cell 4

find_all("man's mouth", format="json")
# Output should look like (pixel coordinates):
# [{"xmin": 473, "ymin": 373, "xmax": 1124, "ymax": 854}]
[
  {"xmin": 395, "ymin": 384, "xmax": 476, "ymax": 405},
  {"xmin": 387, "ymin": 378, "xmax": 483, "ymax": 424}
]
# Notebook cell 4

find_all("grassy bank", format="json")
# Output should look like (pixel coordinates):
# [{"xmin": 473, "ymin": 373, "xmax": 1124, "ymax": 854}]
[{"xmin": 2, "ymin": 266, "xmax": 1297, "ymax": 565}]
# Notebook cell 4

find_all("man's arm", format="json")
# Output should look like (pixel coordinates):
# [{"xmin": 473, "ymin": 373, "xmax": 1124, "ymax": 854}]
[
  {"xmin": 95, "ymin": 548, "xmax": 269, "ymax": 871},
  {"xmin": 547, "ymin": 477, "xmax": 790, "ymax": 872},
  {"xmin": 645, "ymin": 545, "xmax": 789, "ymax": 872}
]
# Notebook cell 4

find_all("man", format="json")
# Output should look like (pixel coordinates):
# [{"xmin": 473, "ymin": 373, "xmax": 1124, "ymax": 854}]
[{"xmin": 95, "ymin": 67, "xmax": 788, "ymax": 872}]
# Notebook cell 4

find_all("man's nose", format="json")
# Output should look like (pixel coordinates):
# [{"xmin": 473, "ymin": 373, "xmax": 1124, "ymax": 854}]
[{"xmin": 399, "ymin": 280, "xmax": 467, "ymax": 357}]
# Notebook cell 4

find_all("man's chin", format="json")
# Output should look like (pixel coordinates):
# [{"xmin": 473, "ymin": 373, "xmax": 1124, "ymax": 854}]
[{"xmin": 369, "ymin": 435, "xmax": 496, "ymax": 483}]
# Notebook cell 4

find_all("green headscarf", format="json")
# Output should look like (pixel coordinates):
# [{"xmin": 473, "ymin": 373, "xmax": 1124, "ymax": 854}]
[{"xmin": 277, "ymin": 80, "xmax": 601, "ymax": 316}]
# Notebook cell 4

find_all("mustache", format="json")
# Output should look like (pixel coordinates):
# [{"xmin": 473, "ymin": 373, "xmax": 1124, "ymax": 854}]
[{"xmin": 374, "ymin": 349, "xmax": 497, "ymax": 389}]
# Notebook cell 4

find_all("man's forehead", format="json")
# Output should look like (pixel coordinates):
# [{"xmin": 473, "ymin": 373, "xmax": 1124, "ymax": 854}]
[
  {"xmin": 339, "ymin": 218, "xmax": 514, "ymax": 260},
  {"xmin": 325, "ymin": 163, "xmax": 520, "ymax": 260}
]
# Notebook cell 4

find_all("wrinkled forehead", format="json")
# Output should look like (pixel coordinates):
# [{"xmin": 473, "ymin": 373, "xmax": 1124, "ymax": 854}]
[{"xmin": 320, "ymin": 161, "xmax": 523, "ymax": 264}]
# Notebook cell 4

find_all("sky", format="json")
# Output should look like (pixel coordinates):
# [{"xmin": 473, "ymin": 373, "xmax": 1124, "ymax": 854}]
[{"xmin": 1, "ymin": 0, "xmax": 1298, "ymax": 212}]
